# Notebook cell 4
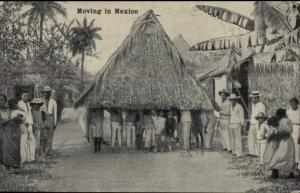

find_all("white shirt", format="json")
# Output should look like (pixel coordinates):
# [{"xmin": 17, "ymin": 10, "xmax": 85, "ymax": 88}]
[
  {"xmin": 40, "ymin": 98, "xmax": 57, "ymax": 125},
  {"xmin": 229, "ymin": 103, "xmax": 244, "ymax": 125},
  {"xmin": 287, "ymin": 108, "xmax": 300, "ymax": 125},
  {"xmin": 181, "ymin": 111, "xmax": 191, "ymax": 123},
  {"xmin": 18, "ymin": 100, "xmax": 33, "ymax": 125},
  {"xmin": 152, "ymin": 115, "xmax": 166, "ymax": 134},
  {"xmin": 256, "ymin": 122, "xmax": 269, "ymax": 140},
  {"xmin": 250, "ymin": 102, "xmax": 266, "ymax": 124}
]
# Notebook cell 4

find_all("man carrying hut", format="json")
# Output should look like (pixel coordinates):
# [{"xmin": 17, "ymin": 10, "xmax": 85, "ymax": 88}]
[
  {"xmin": 217, "ymin": 89, "xmax": 232, "ymax": 152},
  {"xmin": 88, "ymin": 108, "xmax": 104, "ymax": 153},
  {"xmin": 142, "ymin": 110, "xmax": 156, "ymax": 152},
  {"xmin": 124, "ymin": 110, "xmax": 137, "ymax": 151},
  {"xmin": 248, "ymin": 91, "xmax": 266, "ymax": 156},
  {"xmin": 40, "ymin": 86, "xmax": 57, "ymax": 156},
  {"xmin": 110, "ymin": 109, "xmax": 123, "ymax": 149},
  {"xmin": 228, "ymin": 93, "xmax": 245, "ymax": 158},
  {"xmin": 287, "ymin": 97, "xmax": 300, "ymax": 170},
  {"xmin": 181, "ymin": 110, "xmax": 192, "ymax": 151},
  {"xmin": 152, "ymin": 110, "xmax": 166, "ymax": 152},
  {"xmin": 202, "ymin": 110, "xmax": 217, "ymax": 150}
]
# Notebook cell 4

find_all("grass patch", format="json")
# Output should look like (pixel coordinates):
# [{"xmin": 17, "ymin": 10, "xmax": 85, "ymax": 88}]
[{"xmin": 0, "ymin": 150, "xmax": 61, "ymax": 192}]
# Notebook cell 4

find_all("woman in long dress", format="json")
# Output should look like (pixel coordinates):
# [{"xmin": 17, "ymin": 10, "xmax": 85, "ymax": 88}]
[
  {"xmin": 2, "ymin": 99, "xmax": 25, "ymax": 171},
  {"xmin": 263, "ymin": 109, "xmax": 295, "ymax": 179},
  {"xmin": 0, "ymin": 94, "xmax": 9, "ymax": 168}
]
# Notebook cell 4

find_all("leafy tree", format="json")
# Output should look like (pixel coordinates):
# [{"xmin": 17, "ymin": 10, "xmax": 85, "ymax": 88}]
[
  {"xmin": 70, "ymin": 17, "xmax": 102, "ymax": 90},
  {"xmin": 22, "ymin": 1, "xmax": 67, "ymax": 42}
]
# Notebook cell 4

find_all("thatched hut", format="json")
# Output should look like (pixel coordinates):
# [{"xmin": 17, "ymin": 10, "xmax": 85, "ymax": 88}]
[
  {"xmin": 75, "ymin": 10, "xmax": 214, "ymax": 111},
  {"xmin": 178, "ymin": 28, "xmax": 300, "ymax": 116}
]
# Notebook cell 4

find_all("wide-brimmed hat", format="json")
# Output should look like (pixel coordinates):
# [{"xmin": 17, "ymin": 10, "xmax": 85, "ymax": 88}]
[
  {"xmin": 228, "ymin": 93, "xmax": 241, "ymax": 100},
  {"xmin": 218, "ymin": 89, "xmax": 230, "ymax": 97},
  {"xmin": 249, "ymin": 91, "xmax": 262, "ymax": 98},
  {"xmin": 29, "ymin": 98, "xmax": 44, "ymax": 106},
  {"xmin": 255, "ymin": 112, "xmax": 268, "ymax": 121},
  {"xmin": 41, "ymin": 85, "xmax": 53, "ymax": 92}
]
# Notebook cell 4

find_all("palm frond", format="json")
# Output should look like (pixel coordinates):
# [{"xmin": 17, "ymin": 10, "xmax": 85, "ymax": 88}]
[
  {"xmin": 88, "ymin": 19, "xmax": 95, "ymax": 28},
  {"xmin": 51, "ymin": 1, "xmax": 67, "ymax": 18},
  {"xmin": 253, "ymin": 1, "xmax": 292, "ymax": 34},
  {"xmin": 196, "ymin": 5, "xmax": 255, "ymax": 31}
]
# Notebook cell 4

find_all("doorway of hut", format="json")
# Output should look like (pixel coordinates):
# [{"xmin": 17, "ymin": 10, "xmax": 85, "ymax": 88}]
[{"xmin": 229, "ymin": 60, "xmax": 250, "ymax": 121}]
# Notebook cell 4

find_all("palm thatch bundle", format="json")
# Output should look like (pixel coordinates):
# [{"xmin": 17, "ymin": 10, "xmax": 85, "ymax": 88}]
[
  {"xmin": 75, "ymin": 10, "xmax": 214, "ymax": 111},
  {"xmin": 195, "ymin": 5, "xmax": 254, "ymax": 31}
]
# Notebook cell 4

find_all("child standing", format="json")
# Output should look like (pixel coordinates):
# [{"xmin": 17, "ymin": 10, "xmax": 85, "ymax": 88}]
[{"xmin": 255, "ymin": 112, "xmax": 269, "ymax": 165}]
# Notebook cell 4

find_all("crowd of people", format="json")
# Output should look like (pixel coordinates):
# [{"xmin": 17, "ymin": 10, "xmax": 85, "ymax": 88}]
[
  {"xmin": 86, "ymin": 89, "xmax": 300, "ymax": 179},
  {"xmin": 218, "ymin": 89, "xmax": 300, "ymax": 179},
  {"xmin": 1, "ymin": 84, "xmax": 299, "ymax": 180},
  {"xmin": 0, "ymin": 85, "xmax": 57, "ymax": 173}
]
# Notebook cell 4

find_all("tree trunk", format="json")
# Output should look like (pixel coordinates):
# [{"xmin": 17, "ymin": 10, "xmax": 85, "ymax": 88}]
[
  {"xmin": 40, "ymin": 13, "xmax": 44, "ymax": 42},
  {"xmin": 81, "ymin": 48, "xmax": 85, "ymax": 91}
]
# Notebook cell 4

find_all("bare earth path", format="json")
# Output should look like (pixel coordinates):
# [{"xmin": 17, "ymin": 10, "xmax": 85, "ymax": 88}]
[{"xmin": 38, "ymin": 108, "xmax": 271, "ymax": 192}]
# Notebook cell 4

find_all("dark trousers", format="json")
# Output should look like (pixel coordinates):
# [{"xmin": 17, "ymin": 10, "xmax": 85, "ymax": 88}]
[
  {"xmin": 45, "ymin": 115, "xmax": 54, "ymax": 155},
  {"xmin": 94, "ymin": 137, "xmax": 102, "ymax": 153}
]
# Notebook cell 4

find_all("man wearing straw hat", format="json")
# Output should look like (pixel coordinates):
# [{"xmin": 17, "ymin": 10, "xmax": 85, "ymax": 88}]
[
  {"xmin": 30, "ymin": 98, "xmax": 44, "ymax": 160},
  {"xmin": 248, "ymin": 91, "xmax": 266, "ymax": 157},
  {"xmin": 40, "ymin": 85, "xmax": 57, "ymax": 156},
  {"xmin": 228, "ymin": 93, "xmax": 245, "ymax": 158},
  {"xmin": 217, "ymin": 89, "xmax": 232, "ymax": 152}
]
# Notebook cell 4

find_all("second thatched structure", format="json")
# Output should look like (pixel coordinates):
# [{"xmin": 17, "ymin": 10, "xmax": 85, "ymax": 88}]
[{"xmin": 75, "ymin": 10, "xmax": 214, "ymax": 111}]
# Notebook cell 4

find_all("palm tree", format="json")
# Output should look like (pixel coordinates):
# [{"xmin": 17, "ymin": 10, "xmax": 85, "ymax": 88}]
[
  {"xmin": 70, "ymin": 17, "xmax": 102, "ymax": 91},
  {"xmin": 23, "ymin": 1, "xmax": 67, "ymax": 42}
]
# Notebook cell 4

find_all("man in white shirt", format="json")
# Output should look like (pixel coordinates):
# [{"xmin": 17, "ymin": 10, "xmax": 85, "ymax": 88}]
[
  {"xmin": 40, "ymin": 86, "xmax": 57, "ymax": 155},
  {"xmin": 217, "ymin": 89, "xmax": 232, "ymax": 152},
  {"xmin": 228, "ymin": 93, "xmax": 245, "ymax": 158},
  {"xmin": 248, "ymin": 91, "xmax": 266, "ymax": 156},
  {"xmin": 287, "ymin": 97, "xmax": 300, "ymax": 169},
  {"xmin": 18, "ymin": 92, "xmax": 36, "ymax": 163}
]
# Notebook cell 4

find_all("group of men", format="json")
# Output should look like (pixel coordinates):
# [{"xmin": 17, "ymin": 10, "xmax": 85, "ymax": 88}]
[
  {"xmin": 218, "ymin": 89, "xmax": 300, "ymax": 162},
  {"xmin": 18, "ymin": 85, "xmax": 57, "ymax": 162}
]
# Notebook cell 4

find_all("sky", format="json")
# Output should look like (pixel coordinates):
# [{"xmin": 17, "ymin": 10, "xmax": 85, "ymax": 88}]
[{"xmin": 59, "ymin": 1, "xmax": 254, "ymax": 75}]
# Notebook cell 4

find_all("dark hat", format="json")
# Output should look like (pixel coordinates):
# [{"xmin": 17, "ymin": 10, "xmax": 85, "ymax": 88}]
[
  {"xmin": 289, "ymin": 97, "xmax": 299, "ymax": 104},
  {"xmin": 218, "ymin": 89, "xmax": 230, "ymax": 96}
]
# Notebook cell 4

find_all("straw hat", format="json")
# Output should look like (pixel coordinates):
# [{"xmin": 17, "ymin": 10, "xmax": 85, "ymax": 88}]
[
  {"xmin": 249, "ymin": 91, "xmax": 262, "ymax": 98},
  {"xmin": 41, "ymin": 85, "xmax": 54, "ymax": 92},
  {"xmin": 255, "ymin": 112, "xmax": 268, "ymax": 121},
  {"xmin": 228, "ymin": 93, "xmax": 241, "ymax": 100},
  {"xmin": 29, "ymin": 98, "xmax": 44, "ymax": 106},
  {"xmin": 218, "ymin": 89, "xmax": 230, "ymax": 97}
]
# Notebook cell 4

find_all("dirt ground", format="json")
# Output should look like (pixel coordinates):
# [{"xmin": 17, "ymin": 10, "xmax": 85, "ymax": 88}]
[{"xmin": 37, "ymin": 108, "xmax": 272, "ymax": 192}]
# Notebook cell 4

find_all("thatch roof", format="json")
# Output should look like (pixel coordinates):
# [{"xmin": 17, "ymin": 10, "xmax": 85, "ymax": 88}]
[
  {"xmin": 75, "ymin": 10, "xmax": 214, "ymax": 111},
  {"xmin": 174, "ymin": 34, "xmax": 252, "ymax": 80},
  {"xmin": 173, "ymin": 34, "xmax": 191, "ymax": 53}
]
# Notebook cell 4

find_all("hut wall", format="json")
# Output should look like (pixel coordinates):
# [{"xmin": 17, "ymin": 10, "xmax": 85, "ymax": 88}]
[{"xmin": 248, "ymin": 63, "xmax": 300, "ymax": 116}]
